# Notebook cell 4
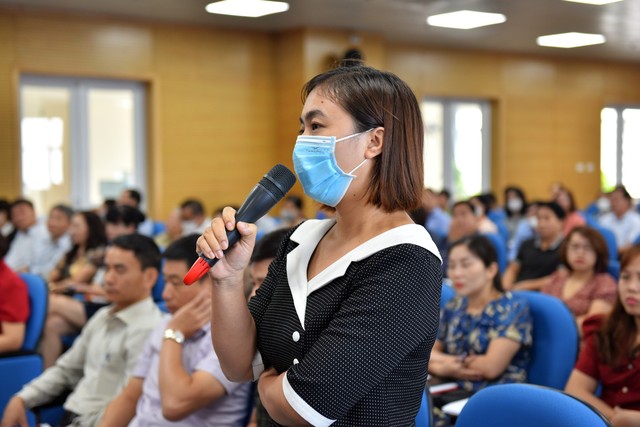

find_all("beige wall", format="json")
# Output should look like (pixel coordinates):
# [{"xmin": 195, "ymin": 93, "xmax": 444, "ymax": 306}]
[{"xmin": 1, "ymin": 8, "xmax": 640, "ymax": 218}]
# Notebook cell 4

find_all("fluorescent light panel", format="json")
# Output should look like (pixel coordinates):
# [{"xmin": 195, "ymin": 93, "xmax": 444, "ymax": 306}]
[
  {"xmin": 537, "ymin": 32, "xmax": 606, "ymax": 48},
  {"xmin": 205, "ymin": 0, "xmax": 289, "ymax": 18},
  {"xmin": 562, "ymin": 0, "xmax": 623, "ymax": 5},
  {"xmin": 426, "ymin": 10, "xmax": 506, "ymax": 30}
]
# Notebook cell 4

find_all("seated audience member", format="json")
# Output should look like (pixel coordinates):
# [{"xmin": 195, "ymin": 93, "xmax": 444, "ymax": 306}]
[
  {"xmin": 429, "ymin": 236, "xmax": 532, "ymax": 409},
  {"xmin": 278, "ymin": 195, "xmax": 306, "ymax": 228},
  {"xmin": 447, "ymin": 201, "xmax": 480, "ymax": 243},
  {"xmin": 503, "ymin": 186, "xmax": 528, "ymax": 240},
  {"xmin": 437, "ymin": 189, "xmax": 451, "ymax": 213},
  {"xmin": 105, "ymin": 205, "xmax": 146, "ymax": 242},
  {"xmin": 99, "ymin": 234, "xmax": 251, "ymax": 427},
  {"xmin": 4, "ymin": 199, "xmax": 48, "ymax": 272},
  {"xmin": 1, "ymin": 234, "xmax": 164, "ymax": 427},
  {"xmin": 565, "ymin": 244, "xmax": 640, "ymax": 426},
  {"xmin": 0, "ymin": 234, "xmax": 29, "ymax": 353},
  {"xmin": 421, "ymin": 188, "xmax": 451, "ymax": 242},
  {"xmin": 0, "ymin": 199, "xmax": 13, "ymax": 238},
  {"xmin": 43, "ymin": 211, "xmax": 108, "ymax": 368},
  {"xmin": 503, "ymin": 201, "xmax": 566, "ymax": 291},
  {"xmin": 598, "ymin": 185, "xmax": 640, "ymax": 255},
  {"xmin": 245, "ymin": 228, "xmax": 291, "ymax": 427},
  {"xmin": 31, "ymin": 204, "xmax": 73, "ymax": 279},
  {"xmin": 542, "ymin": 227, "xmax": 617, "ymax": 335},
  {"xmin": 469, "ymin": 195, "xmax": 498, "ymax": 235},
  {"xmin": 554, "ymin": 186, "xmax": 586, "ymax": 236},
  {"xmin": 508, "ymin": 201, "xmax": 539, "ymax": 262},
  {"xmin": 118, "ymin": 188, "xmax": 154, "ymax": 237},
  {"xmin": 154, "ymin": 208, "xmax": 183, "ymax": 250},
  {"xmin": 95, "ymin": 198, "xmax": 117, "ymax": 221},
  {"xmin": 179, "ymin": 199, "xmax": 210, "ymax": 236}
]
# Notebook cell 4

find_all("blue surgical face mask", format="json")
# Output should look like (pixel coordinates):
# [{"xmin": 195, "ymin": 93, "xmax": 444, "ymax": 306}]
[{"xmin": 292, "ymin": 129, "xmax": 372, "ymax": 207}]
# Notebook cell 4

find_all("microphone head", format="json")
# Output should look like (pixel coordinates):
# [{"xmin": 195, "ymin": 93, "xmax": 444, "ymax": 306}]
[{"xmin": 260, "ymin": 164, "xmax": 297, "ymax": 199}]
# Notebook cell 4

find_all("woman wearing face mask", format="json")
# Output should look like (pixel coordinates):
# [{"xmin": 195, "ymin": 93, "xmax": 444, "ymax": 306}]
[
  {"xmin": 565, "ymin": 244, "xmax": 640, "ymax": 426},
  {"xmin": 429, "ymin": 235, "xmax": 532, "ymax": 411},
  {"xmin": 469, "ymin": 195, "xmax": 498, "ymax": 235},
  {"xmin": 504, "ymin": 186, "xmax": 528, "ymax": 239},
  {"xmin": 542, "ymin": 226, "xmax": 616, "ymax": 336},
  {"xmin": 198, "ymin": 65, "xmax": 442, "ymax": 426}
]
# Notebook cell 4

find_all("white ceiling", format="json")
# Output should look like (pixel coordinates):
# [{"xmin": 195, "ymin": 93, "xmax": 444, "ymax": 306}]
[{"xmin": 2, "ymin": 0, "xmax": 640, "ymax": 63}]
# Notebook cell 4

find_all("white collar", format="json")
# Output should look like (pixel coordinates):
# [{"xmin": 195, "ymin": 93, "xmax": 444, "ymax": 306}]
[{"xmin": 286, "ymin": 219, "xmax": 441, "ymax": 328}]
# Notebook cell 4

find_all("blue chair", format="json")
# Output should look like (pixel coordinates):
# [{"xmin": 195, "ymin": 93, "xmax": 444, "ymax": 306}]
[
  {"xmin": 152, "ymin": 260, "xmax": 166, "ymax": 303},
  {"xmin": 152, "ymin": 221, "xmax": 166, "ymax": 237},
  {"xmin": 441, "ymin": 282, "xmax": 455, "ymax": 309},
  {"xmin": 455, "ymin": 383, "xmax": 611, "ymax": 427},
  {"xmin": 591, "ymin": 225, "xmax": 618, "ymax": 262},
  {"xmin": 0, "ymin": 273, "xmax": 48, "ymax": 426},
  {"xmin": 415, "ymin": 387, "xmax": 432, "ymax": 427},
  {"xmin": 515, "ymin": 291, "xmax": 579, "ymax": 389},
  {"xmin": 608, "ymin": 259, "xmax": 620, "ymax": 281},
  {"xmin": 634, "ymin": 234, "xmax": 640, "ymax": 246},
  {"xmin": 483, "ymin": 233, "xmax": 508, "ymax": 274}
]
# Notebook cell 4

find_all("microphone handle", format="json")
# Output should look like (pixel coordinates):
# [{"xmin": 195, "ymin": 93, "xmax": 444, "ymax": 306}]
[{"xmin": 199, "ymin": 227, "xmax": 241, "ymax": 269}]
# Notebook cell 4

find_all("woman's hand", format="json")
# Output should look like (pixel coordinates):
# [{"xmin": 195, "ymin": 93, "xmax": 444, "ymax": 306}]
[
  {"xmin": 430, "ymin": 353, "xmax": 482, "ymax": 381},
  {"xmin": 197, "ymin": 207, "xmax": 258, "ymax": 284}
]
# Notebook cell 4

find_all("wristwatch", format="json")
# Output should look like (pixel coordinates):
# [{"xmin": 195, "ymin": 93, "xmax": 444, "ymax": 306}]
[{"xmin": 163, "ymin": 328, "xmax": 185, "ymax": 345}]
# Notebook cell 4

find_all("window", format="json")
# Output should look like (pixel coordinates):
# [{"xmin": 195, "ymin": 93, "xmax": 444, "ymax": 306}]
[
  {"xmin": 20, "ymin": 76, "xmax": 146, "ymax": 213},
  {"xmin": 600, "ymin": 106, "xmax": 640, "ymax": 198},
  {"xmin": 422, "ymin": 99, "xmax": 492, "ymax": 200}
]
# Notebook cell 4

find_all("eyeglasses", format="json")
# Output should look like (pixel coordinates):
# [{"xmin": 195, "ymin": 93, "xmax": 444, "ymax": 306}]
[{"xmin": 567, "ymin": 243, "xmax": 594, "ymax": 253}]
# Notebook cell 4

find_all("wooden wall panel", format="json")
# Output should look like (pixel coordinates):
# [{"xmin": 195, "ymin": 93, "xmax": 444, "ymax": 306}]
[{"xmin": 0, "ymin": 12, "xmax": 18, "ymax": 199}]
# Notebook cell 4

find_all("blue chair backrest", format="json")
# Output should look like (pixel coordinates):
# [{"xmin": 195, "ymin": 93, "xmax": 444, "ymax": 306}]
[
  {"xmin": 415, "ymin": 388, "xmax": 431, "ymax": 427},
  {"xmin": 483, "ymin": 233, "xmax": 508, "ymax": 274},
  {"xmin": 515, "ymin": 291, "xmax": 578, "ymax": 389},
  {"xmin": 18, "ymin": 273, "xmax": 48, "ymax": 352},
  {"xmin": 591, "ymin": 225, "xmax": 618, "ymax": 262},
  {"xmin": 455, "ymin": 383, "xmax": 611, "ymax": 427},
  {"xmin": 152, "ymin": 260, "xmax": 165, "ymax": 302},
  {"xmin": 152, "ymin": 221, "xmax": 166, "ymax": 237},
  {"xmin": 441, "ymin": 282, "xmax": 455, "ymax": 309}
]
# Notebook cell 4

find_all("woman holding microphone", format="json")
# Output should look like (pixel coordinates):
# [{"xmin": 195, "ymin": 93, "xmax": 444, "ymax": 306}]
[{"xmin": 198, "ymin": 64, "xmax": 442, "ymax": 426}]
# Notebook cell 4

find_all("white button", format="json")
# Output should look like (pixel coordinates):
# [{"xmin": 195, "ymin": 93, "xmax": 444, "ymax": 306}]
[
  {"xmin": 292, "ymin": 331, "xmax": 300, "ymax": 342},
  {"xmin": 622, "ymin": 387, "xmax": 629, "ymax": 393},
  {"xmin": 293, "ymin": 358, "xmax": 299, "ymax": 365}
]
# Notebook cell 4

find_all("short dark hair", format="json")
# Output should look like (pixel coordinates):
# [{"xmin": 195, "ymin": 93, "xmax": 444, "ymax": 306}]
[
  {"xmin": 302, "ymin": 65, "xmax": 424, "ymax": 212},
  {"xmin": 163, "ymin": 234, "xmax": 200, "ymax": 267},
  {"xmin": 126, "ymin": 189, "xmax": 142, "ymax": 206},
  {"xmin": 51, "ymin": 204, "xmax": 74, "ymax": 221},
  {"xmin": 452, "ymin": 200, "xmax": 474, "ymax": 214},
  {"xmin": 560, "ymin": 226, "xmax": 609, "ymax": 274},
  {"xmin": 537, "ymin": 201, "xmax": 566, "ymax": 220},
  {"xmin": 449, "ymin": 235, "xmax": 503, "ymax": 292},
  {"xmin": 106, "ymin": 206, "xmax": 146, "ymax": 227},
  {"xmin": 110, "ymin": 233, "xmax": 161, "ymax": 272},
  {"xmin": 250, "ymin": 228, "xmax": 290, "ymax": 264},
  {"xmin": 0, "ymin": 199, "xmax": 11, "ymax": 218},
  {"xmin": 0, "ymin": 234, "xmax": 8, "ymax": 259},
  {"xmin": 11, "ymin": 198, "xmax": 34, "ymax": 210},
  {"xmin": 611, "ymin": 185, "xmax": 632, "ymax": 201},
  {"xmin": 285, "ymin": 195, "xmax": 303, "ymax": 211},
  {"xmin": 181, "ymin": 199, "xmax": 205, "ymax": 216},
  {"xmin": 439, "ymin": 189, "xmax": 451, "ymax": 200}
]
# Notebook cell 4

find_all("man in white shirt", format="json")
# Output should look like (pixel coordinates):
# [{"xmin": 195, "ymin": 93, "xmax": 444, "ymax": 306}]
[
  {"xmin": 4, "ymin": 199, "xmax": 48, "ymax": 272},
  {"xmin": 31, "ymin": 204, "xmax": 73, "ymax": 279},
  {"xmin": 1, "ymin": 234, "xmax": 165, "ymax": 427},
  {"xmin": 598, "ymin": 185, "xmax": 640, "ymax": 254}
]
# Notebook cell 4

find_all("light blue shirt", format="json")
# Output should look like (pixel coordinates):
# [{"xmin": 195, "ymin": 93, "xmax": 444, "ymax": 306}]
[
  {"xmin": 130, "ymin": 318, "xmax": 252, "ymax": 427},
  {"xmin": 4, "ymin": 223, "xmax": 48, "ymax": 272},
  {"xmin": 598, "ymin": 209, "xmax": 640, "ymax": 248},
  {"xmin": 425, "ymin": 207, "xmax": 451, "ymax": 240},
  {"xmin": 31, "ymin": 232, "xmax": 72, "ymax": 278}
]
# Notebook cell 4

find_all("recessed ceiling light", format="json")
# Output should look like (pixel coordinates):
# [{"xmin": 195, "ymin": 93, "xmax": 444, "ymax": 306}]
[
  {"xmin": 426, "ymin": 10, "xmax": 507, "ymax": 30},
  {"xmin": 536, "ymin": 32, "xmax": 606, "ymax": 48},
  {"xmin": 205, "ymin": 0, "xmax": 289, "ymax": 18},
  {"xmin": 562, "ymin": 0, "xmax": 623, "ymax": 5}
]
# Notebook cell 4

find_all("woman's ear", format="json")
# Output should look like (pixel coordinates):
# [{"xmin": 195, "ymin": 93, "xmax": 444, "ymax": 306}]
[
  {"xmin": 365, "ymin": 127, "xmax": 384, "ymax": 159},
  {"xmin": 486, "ymin": 261, "xmax": 499, "ymax": 283}
]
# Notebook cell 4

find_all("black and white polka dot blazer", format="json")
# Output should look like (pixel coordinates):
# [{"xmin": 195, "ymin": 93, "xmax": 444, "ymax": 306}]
[{"xmin": 248, "ymin": 219, "xmax": 442, "ymax": 426}]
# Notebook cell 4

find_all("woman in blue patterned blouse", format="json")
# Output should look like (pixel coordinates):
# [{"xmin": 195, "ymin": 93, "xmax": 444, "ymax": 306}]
[{"xmin": 429, "ymin": 235, "xmax": 533, "ymax": 404}]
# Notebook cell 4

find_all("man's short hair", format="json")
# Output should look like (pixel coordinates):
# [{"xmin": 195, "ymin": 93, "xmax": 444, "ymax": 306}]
[
  {"xmin": 537, "ymin": 201, "xmax": 567, "ymax": 220},
  {"xmin": 163, "ymin": 234, "xmax": 200, "ymax": 267},
  {"xmin": 250, "ymin": 228, "xmax": 290, "ymax": 264},
  {"xmin": 180, "ymin": 199, "xmax": 205, "ymax": 216},
  {"xmin": 106, "ymin": 206, "xmax": 146, "ymax": 227},
  {"xmin": 126, "ymin": 189, "xmax": 142, "ymax": 206},
  {"xmin": 51, "ymin": 204, "xmax": 74, "ymax": 221},
  {"xmin": 11, "ymin": 198, "xmax": 34, "ymax": 210},
  {"xmin": 110, "ymin": 233, "xmax": 161, "ymax": 272},
  {"xmin": 285, "ymin": 195, "xmax": 303, "ymax": 211},
  {"xmin": 612, "ymin": 185, "xmax": 632, "ymax": 201}
]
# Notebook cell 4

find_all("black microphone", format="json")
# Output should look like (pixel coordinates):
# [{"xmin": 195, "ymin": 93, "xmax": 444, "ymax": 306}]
[{"xmin": 183, "ymin": 164, "xmax": 296, "ymax": 285}]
